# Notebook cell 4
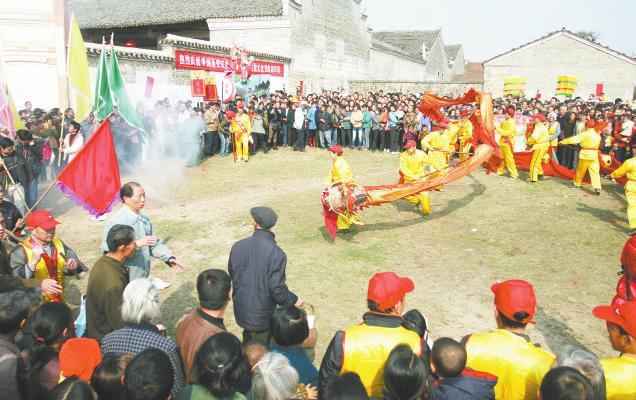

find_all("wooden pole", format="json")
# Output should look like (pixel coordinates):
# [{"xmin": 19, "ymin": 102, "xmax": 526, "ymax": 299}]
[
  {"xmin": 57, "ymin": 113, "xmax": 66, "ymax": 168},
  {"xmin": 19, "ymin": 179, "xmax": 59, "ymax": 221},
  {"xmin": 5, "ymin": 229, "xmax": 67, "ymax": 261}
]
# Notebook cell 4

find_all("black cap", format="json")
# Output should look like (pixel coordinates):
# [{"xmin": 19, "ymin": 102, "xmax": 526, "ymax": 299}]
[{"xmin": 250, "ymin": 207, "xmax": 277, "ymax": 230}]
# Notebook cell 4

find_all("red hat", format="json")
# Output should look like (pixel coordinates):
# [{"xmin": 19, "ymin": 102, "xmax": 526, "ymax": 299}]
[
  {"xmin": 506, "ymin": 108, "xmax": 516, "ymax": 117},
  {"xmin": 225, "ymin": 110, "xmax": 236, "ymax": 121},
  {"xmin": 403, "ymin": 139, "xmax": 417, "ymax": 149},
  {"xmin": 59, "ymin": 338, "xmax": 102, "ymax": 381},
  {"xmin": 593, "ymin": 300, "xmax": 636, "ymax": 338},
  {"xmin": 460, "ymin": 111, "xmax": 469, "ymax": 118},
  {"xmin": 585, "ymin": 120, "xmax": 596, "ymax": 129},
  {"xmin": 26, "ymin": 210, "xmax": 60, "ymax": 230},
  {"xmin": 621, "ymin": 237, "xmax": 636, "ymax": 279},
  {"xmin": 368, "ymin": 272, "xmax": 414, "ymax": 310},
  {"xmin": 534, "ymin": 113, "xmax": 546, "ymax": 122},
  {"xmin": 330, "ymin": 144, "xmax": 343, "ymax": 155},
  {"xmin": 614, "ymin": 277, "xmax": 636, "ymax": 306},
  {"xmin": 491, "ymin": 279, "xmax": 537, "ymax": 324}
]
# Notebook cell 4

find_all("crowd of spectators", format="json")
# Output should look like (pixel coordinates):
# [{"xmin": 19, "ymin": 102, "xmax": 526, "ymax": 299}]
[{"xmin": 0, "ymin": 198, "xmax": 634, "ymax": 400}]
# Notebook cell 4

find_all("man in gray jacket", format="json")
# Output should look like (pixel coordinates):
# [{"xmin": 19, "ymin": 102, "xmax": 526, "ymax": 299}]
[{"xmin": 101, "ymin": 182, "xmax": 185, "ymax": 280}]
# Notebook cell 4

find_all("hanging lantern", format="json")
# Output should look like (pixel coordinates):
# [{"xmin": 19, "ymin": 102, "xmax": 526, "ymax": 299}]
[
  {"xmin": 124, "ymin": 39, "xmax": 136, "ymax": 48},
  {"xmin": 191, "ymin": 78, "xmax": 204, "ymax": 97},
  {"xmin": 204, "ymin": 77, "xmax": 219, "ymax": 101}
]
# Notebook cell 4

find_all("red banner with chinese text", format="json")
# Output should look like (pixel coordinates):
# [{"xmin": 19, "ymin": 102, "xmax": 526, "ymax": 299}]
[{"xmin": 174, "ymin": 50, "xmax": 284, "ymax": 77}]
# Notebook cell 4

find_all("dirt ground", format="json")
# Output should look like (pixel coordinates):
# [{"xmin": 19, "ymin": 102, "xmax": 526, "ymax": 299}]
[{"xmin": 44, "ymin": 147, "xmax": 629, "ymax": 361}]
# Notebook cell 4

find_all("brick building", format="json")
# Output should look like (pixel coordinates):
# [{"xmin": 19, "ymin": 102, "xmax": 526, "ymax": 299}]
[
  {"xmin": 483, "ymin": 29, "xmax": 636, "ymax": 100},
  {"xmin": 70, "ymin": 0, "xmax": 467, "ymax": 94}
]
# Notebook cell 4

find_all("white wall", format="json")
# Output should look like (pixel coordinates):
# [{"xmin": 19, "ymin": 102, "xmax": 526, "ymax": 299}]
[{"xmin": 484, "ymin": 34, "xmax": 636, "ymax": 100}]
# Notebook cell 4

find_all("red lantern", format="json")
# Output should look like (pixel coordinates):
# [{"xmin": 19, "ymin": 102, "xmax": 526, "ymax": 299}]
[
  {"xmin": 204, "ymin": 82, "xmax": 218, "ymax": 101},
  {"xmin": 191, "ymin": 78, "xmax": 204, "ymax": 97},
  {"xmin": 124, "ymin": 39, "xmax": 135, "ymax": 48}
]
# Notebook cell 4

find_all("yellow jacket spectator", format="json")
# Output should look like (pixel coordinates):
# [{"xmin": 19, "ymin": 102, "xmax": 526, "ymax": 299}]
[{"xmin": 464, "ymin": 280, "xmax": 554, "ymax": 400}]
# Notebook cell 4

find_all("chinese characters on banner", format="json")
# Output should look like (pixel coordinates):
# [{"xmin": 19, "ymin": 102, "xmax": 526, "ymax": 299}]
[{"xmin": 174, "ymin": 50, "xmax": 284, "ymax": 77}]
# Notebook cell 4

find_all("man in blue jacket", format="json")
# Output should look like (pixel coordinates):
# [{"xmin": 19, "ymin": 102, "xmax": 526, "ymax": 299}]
[{"xmin": 228, "ymin": 206, "xmax": 303, "ymax": 343}]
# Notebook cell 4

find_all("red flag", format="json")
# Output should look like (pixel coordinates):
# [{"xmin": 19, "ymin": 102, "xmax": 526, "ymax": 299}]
[{"xmin": 56, "ymin": 120, "xmax": 121, "ymax": 216}]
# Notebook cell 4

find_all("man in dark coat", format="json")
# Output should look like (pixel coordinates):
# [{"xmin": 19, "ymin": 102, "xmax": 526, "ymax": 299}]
[
  {"xmin": 228, "ymin": 206, "xmax": 302, "ymax": 343},
  {"xmin": 0, "ymin": 137, "xmax": 29, "ymax": 214}
]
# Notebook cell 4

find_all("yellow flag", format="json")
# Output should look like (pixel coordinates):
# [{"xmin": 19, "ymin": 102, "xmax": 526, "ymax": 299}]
[
  {"xmin": 8, "ymin": 91, "xmax": 24, "ymax": 130},
  {"xmin": 67, "ymin": 14, "xmax": 92, "ymax": 121}
]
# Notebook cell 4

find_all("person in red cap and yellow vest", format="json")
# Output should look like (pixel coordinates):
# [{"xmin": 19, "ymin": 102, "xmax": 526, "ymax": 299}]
[
  {"xmin": 610, "ymin": 156, "xmax": 636, "ymax": 234},
  {"xmin": 463, "ymin": 279, "xmax": 554, "ymax": 400},
  {"xmin": 422, "ymin": 119, "xmax": 451, "ymax": 172},
  {"xmin": 614, "ymin": 237, "xmax": 636, "ymax": 306},
  {"xmin": 230, "ymin": 101, "xmax": 252, "ymax": 162},
  {"xmin": 9, "ymin": 210, "xmax": 84, "ymax": 302},
  {"xmin": 496, "ymin": 108, "xmax": 519, "ymax": 178},
  {"xmin": 400, "ymin": 139, "xmax": 440, "ymax": 215},
  {"xmin": 526, "ymin": 114, "xmax": 549, "ymax": 183},
  {"xmin": 592, "ymin": 299, "xmax": 636, "ymax": 399},
  {"xmin": 324, "ymin": 144, "xmax": 360, "ymax": 230},
  {"xmin": 559, "ymin": 119, "xmax": 602, "ymax": 194},
  {"xmin": 458, "ymin": 110, "xmax": 474, "ymax": 161},
  {"xmin": 318, "ymin": 272, "xmax": 424, "ymax": 397}
]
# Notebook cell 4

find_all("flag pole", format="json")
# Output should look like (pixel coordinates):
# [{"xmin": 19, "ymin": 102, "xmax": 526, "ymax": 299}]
[
  {"xmin": 58, "ymin": 13, "xmax": 73, "ymax": 168},
  {"xmin": 14, "ymin": 179, "xmax": 59, "ymax": 229},
  {"xmin": 57, "ymin": 113, "xmax": 66, "ymax": 167}
]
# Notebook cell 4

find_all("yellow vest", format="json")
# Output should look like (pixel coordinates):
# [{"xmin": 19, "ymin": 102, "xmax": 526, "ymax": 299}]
[
  {"xmin": 399, "ymin": 149, "xmax": 438, "ymax": 182},
  {"xmin": 459, "ymin": 120, "xmax": 474, "ymax": 143},
  {"xmin": 447, "ymin": 121, "xmax": 461, "ymax": 145},
  {"xmin": 20, "ymin": 237, "xmax": 66, "ymax": 302},
  {"xmin": 548, "ymin": 122, "xmax": 559, "ymax": 146},
  {"xmin": 601, "ymin": 354, "xmax": 636, "ymax": 400},
  {"xmin": 497, "ymin": 117, "xmax": 517, "ymax": 146},
  {"xmin": 342, "ymin": 323, "xmax": 421, "ymax": 397},
  {"xmin": 465, "ymin": 329, "xmax": 554, "ymax": 400},
  {"xmin": 325, "ymin": 156, "xmax": 354, "ymax": 185},
  {"xmin": 527, "ymin": 123, "xmax": 550, "ymax": 150},
  {"xmin": 560, "ymin": 128, "xmax": 601, "ymax": 161},
  {"xmin": 610, "ymin": 157, "xmax": 636, "ymax": 192}
]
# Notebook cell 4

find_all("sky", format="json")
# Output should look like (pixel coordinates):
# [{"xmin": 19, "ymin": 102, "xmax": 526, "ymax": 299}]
[{"xmin": 363, "ymin": 0, "xmax": 635, "ymax": 62}]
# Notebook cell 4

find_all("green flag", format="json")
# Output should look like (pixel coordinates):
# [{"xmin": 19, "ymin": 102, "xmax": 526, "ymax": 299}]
[
  {"xmin": 93, "ymin": 40, "xmax": 114, "ymax": 121},
  {"xmin": 108, "ymin": 42, "xmax": 144, "ymax": 131}
]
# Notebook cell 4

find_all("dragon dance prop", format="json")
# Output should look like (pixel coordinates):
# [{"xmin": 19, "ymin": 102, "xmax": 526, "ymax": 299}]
[{"xmin": 322, "ymin": 144, "xmax": 494, "ymax": 238}]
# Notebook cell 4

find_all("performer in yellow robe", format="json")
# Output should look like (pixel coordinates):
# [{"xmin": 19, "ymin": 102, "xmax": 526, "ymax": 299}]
[
  {"xmin": 526, "ymin": 114, "xmax": 549, "ymax": 182},
  {"xmin": 324, "ymin": 144, "xmax": 360, "ymax": 230},
  {"xmin": 446, "ymin": 118, "xmax": 461, "ymax": 158},
  {"xmin": 421, "ymin": 121, "xmax": 450, "ymax": 173},
  {"xmin": 400, "ymin": 140, "xmax": 440, "ymax": 215},
  {"xmin": 230, "ymin": 102, "xmax": 252, "ymax": 162},
  {"xmin": 458, "ymin": 110, "xmax": 474, "ymax": 161},
  {"xmin": 559, "ymin": 119, "xmax": 602, "ymax": 194},
  {"xmin": 610, "ymin": 156, "xmax": 636, "ymax": 234},
  {"xmin": 547, "ymin": 112, "xmax": 561, "ymax": 162},
  {"xmin": 496, "ymin": 108, "xmax": 519, "ymax": 178}
]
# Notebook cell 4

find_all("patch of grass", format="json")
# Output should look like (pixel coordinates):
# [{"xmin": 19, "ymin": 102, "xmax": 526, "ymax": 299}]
[{"xmin": 46, "ymin": 149, "xmax": 629, "ymax": 360}]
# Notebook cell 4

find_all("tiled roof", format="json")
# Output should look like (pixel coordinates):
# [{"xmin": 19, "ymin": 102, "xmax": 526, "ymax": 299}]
[
  {"xmin": 483, "ymin": 28, "xmax": 636, "ymax": 64},
  {"xmin": 371, "ymin": 30, "xmax": 441, "ymax": 59},
  {"xmin": 445, "ymin": 44, "xmax": 461, "ymax": 60},
  {"xmin": 371, "ymin": 38, "xmax": 426, "ymax": 64},
  {"xmin": 70, "ymin": 0, "xmax": 283, "ymax": 29}
]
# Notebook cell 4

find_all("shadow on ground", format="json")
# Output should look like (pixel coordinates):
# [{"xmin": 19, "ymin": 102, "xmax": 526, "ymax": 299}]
[{"xmin": 534, "ymin": 306, "xmax": 594, "ymax": 355}]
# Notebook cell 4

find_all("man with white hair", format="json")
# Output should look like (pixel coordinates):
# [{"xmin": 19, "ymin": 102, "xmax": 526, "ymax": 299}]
[
  {"xmin": 100, "ymin": 278, "xmax": 185, "ymax": 397},
  {"xmin": 555, "ymin": 345, "xmax": 606, "ymax": 400}
]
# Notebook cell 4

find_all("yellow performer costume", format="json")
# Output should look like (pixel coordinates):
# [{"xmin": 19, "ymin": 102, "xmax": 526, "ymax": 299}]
[
  {"xmin": 230, "ymin": 109, "xmax": 252, "ymax": 161},
  {"xmin": 325, "ymin": 146, "xmax": 360, "ymax": 230},
  {"xmin": 446, "ymin": 120, "xmax": 461, "ymax": 156},
  {"xmin": 458, "ymin": 116, "xmax": 474, "ymax": 161},
  {"xmin": 610, "ymin": 156, "xmax": 636, "ymax": 231},
  {"xmin": 526, "ymin": 116, "xmax": 549, "ymax": 182},
  {"xmin": 560, "ymin": 121, "xmax": 602, "ymax": 192},
  {"xmin": 496, "ymin": 109, "xmax": 519, "ymax": 177},
  {"xmin": 601, "ymin": 355, "xmax": 636, "ymax": 400},
  {"xmin": 400, "ymin": 140, "xmax": 440, "ymax": 215},
  {"xmin": 421, "ymin": 127, "xmax": 450, "ymax": 173}
]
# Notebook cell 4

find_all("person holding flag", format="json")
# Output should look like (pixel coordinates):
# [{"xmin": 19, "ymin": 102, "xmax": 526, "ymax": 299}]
[
  {"xmin": 9, "ymin": 210, "xmax": 84, "ymax": 302},
  {"xmin": 230, "ymin": 101, "xmax": 252, "ymax": 162}
]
